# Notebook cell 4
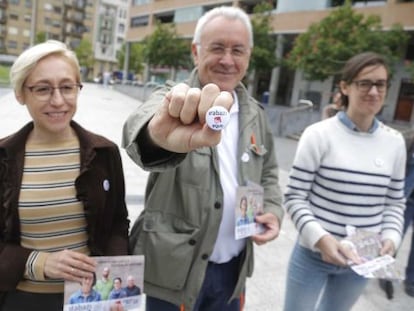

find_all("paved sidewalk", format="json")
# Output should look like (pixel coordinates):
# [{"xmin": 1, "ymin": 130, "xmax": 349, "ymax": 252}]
[{"xmin": 0, "ymin": 83, "xmax": 412, "ymax": 310}]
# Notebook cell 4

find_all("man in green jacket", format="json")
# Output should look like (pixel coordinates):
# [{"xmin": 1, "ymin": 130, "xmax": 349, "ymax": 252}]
[{"xmin": 122, "ymin": 6, "xmax": 284, "ymax": 311}]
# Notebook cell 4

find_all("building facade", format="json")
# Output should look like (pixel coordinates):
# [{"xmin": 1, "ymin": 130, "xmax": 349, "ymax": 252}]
[
  {"xmin": 0, "ymin": 0, "xmax": 128, "ymax": 82},
  {"xmin": 90, "ymin": 0, "xmax": 129, "ymax": 79},
  {"xmin": 4, "ymin": 0, "xmax": 88, "ymax": 54},
  {"xmin": 126, "ymin": 0, "xmax": 414, "ymax": 124}
]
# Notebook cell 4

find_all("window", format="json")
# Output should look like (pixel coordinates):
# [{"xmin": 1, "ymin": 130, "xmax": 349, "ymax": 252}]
[
  {"xmin": 118, "ymin": 23, "xmax": 125, "ymax": 33},
  {"xmin": 9, "ymin": 13, "xmax": 19, "ymax": 21},
  {"xmin": 132, "ymin": 0, "xmax": 150, "ymax": 5},
  {"xmin": 130, "ymin": 15, "xmax": 149, "ymax": 27},
  {"xmin": 174, "ymin": 7, "xmax": 203, "ymax": 23},
  {"xmin": 155, "ymin": 12, "xmax": 174, "ymax": 24},
  {"xmin": 8, "ymin": 27, "xmax": 18, "ymax": 35},
  {"xmin": 8, "ymin": 40, "xmax": 17, "ymax": 49}
]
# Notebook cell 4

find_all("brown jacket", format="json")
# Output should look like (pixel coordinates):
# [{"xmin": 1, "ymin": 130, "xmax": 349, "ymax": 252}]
[{"xmin": 0, "ymin": 121, "xmax": 129, "ymax": 292}]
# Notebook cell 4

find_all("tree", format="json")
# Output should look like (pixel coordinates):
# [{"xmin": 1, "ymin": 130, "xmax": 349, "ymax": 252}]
[
  {"xmin": 74, "ymin": 39, "xmax": 94, "ymax": 81},
  {"xmin": 143, "ymin": 21, "xmax": 192, "ymax": 80},
  {"xmin": 247, "ymin": 2, "xmax": 278, "ymax": 97},
  {"xmin": 118, "ymin": 42, "xmax": 145, "ymax": 78},
  {"xmin": 35, "ymin": 32, "xmax": 46, "ymax": 44},
  {"xmin": 287, "ymin": 0, "xmax": 409, "ymax": 81},
  {"xmin": 250, "ymin": 3, "xmax": 278, "ymax": 74}
]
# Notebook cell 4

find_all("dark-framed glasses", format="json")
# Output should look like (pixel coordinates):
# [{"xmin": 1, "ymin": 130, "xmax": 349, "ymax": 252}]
[
  {"xmin": 352, "ymin": 80, "xmax": 389, "ymax": 93},
  {"xmin": 198, "ymin": 43, "xmax": 249, "ymax": 58},
  {"xmin": 25, "ymin": 83, "xmax": 83, "ymax": 101}
]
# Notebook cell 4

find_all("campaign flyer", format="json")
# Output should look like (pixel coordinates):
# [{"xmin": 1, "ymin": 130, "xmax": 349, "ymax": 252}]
[
  {"xmin": 235, "ymin": 181, "xmax": 265, "ymax": 240},
  {"xmin": 63, "ymin": 255, "xmax": 144, "ymax": 311}
]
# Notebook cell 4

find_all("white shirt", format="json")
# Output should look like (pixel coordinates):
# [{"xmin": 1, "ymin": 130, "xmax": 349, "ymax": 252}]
[{"xmin": 210, "ymin": 92, "xmax": 247, "ymax": 263}]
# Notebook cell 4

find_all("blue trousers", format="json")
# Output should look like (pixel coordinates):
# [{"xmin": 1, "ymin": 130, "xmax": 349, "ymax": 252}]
[
  {"xmin": 404, "ymin": 193, "xmax": 414, "ymax": 283},
  {"xmin": 283, "ymin": 243, "xmax": 368, "ymax": 311},
  {"xmin": 146, "ymin": 255, "xmax": 242, "ymax": 311},
  {"xmin": 404, "ymin": 159, "xmax": 414, "ymax": 283}
]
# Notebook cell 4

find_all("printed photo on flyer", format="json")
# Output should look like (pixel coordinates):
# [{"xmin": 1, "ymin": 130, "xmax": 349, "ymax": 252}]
[
  {"xmin": 63, "ymin": 255, "xmax": 144, "ymax": 311},
  {"xmin": 235, "ymin": 181, "xmax": 265, "ymax": 240}
]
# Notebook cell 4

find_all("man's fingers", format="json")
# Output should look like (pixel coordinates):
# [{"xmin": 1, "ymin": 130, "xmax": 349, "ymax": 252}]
[
  {"xmin": 181, "ymin": 88, "xmax": 201, "ymax": 124},
  {"xmin": 168, "ymin": 84, "xmax": 189, "ymax": 118},
  {"xmin": 198, "ymin": 83, "xmax": 221, "ymax": 124},
  {"xmin": 213, "ymin": 91, "xmax": 233, "ymax": 110}
]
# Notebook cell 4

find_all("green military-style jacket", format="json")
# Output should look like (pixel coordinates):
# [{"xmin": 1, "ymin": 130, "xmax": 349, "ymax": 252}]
[{"xmin": 122, "ymin": 69, "xmax": 283, "ymax": 310}]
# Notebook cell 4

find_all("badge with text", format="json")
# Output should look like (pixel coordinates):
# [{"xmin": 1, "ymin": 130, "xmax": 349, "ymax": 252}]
[
  {"xmin": 206, "ymin": 106, "xmax": 230, "ymax": 131},
  {"xmin": 235, "ymin": 181, "xmax": 265, "ymax": 240}
]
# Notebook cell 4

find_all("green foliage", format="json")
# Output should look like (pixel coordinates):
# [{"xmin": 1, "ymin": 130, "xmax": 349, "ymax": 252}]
[
  {"xmin": 406, "ymin": 61, "xmax": 414, "ymax": 82},
  {"xmin": 287, "ymin": 0, "xmax": 409, "ymax": 81},
  {"xmin": 74, "ymin": 39, "xmax": 94, "ymax": 69},
  {"xmin": 118, "ymin": 42, "xmax": 145, "ymax": 74},
  {"xmin": 0, "ymin": 65, "xmax": 10, "ymax": 84},
  {"xmin": 143, "ymin": 21, "xmax": 192, "ymax": 70},
  {"xmin": 250, "ymin": 3, "xmax": 277, "ymax": 73},
  {"xmin": 35, "ymin": 32, "xmax": 46, "ymax": 44}
]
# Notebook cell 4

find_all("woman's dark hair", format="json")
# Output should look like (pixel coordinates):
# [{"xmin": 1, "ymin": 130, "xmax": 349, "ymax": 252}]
[
  {"xmin": 339, "ymin": 52, "xmax": 390, "ymax": 108},
  {"xmin": 92, "ymin": 271, "xmax": 97, "ymax": 286}
]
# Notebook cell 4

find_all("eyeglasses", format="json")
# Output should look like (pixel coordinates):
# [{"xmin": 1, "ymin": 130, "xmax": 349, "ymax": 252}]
[
  {"xmin": 352, "ymin": 80, "xmax": 389, "ymax": 93},
  {"xmin": 25, "ymin": 83, "xmax": 83, "ymax": 101},
  {"xmin": 198, "ymin": 43, "xmax": 250, "ymax": 58}
]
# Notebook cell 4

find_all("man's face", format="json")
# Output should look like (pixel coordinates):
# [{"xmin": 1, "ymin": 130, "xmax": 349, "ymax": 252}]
[
  {"xmin": 102, "ymin": 268, "xmax": 109, "ymax": 278},
  {"xmin": 81, "ymin": 276, "xmax": 93, "ymax": 293},
  {"xmin": 192, "ymin": 16, "xmax": 251, "ymax": 92}
]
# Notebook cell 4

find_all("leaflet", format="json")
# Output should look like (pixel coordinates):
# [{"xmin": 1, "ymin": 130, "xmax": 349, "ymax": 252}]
[
  {"xmin": 63, "ymin": 255, "xmax": 144, "ymax": 311},
  {"xmin": 344, "ymin": 226, "xmax": 403, "ymax": 280},
  {"xmin": 235, "ymin": 181, "xmax": 265, "ymax": 240}
]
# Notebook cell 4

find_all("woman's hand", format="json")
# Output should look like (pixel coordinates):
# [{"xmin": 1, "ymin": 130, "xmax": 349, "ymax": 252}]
[
  {"xmin": 316, "ymin": 235, "xmax": 362, "ymax": 266},
  {"xmin": 380, "ymin": 239, "xmax": 395, "ymax": 257},
  {"xmin": 44, "ymin": 249, "xmax": 96, "ymax": 283}
]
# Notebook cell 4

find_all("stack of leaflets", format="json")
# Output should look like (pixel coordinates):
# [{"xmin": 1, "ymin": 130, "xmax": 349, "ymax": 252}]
[{"xmin": 344, "ymin": 226, "xmax": 403, "ymax": 281}]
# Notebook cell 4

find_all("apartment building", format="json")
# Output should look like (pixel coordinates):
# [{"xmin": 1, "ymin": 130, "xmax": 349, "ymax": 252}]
[
  {"xmin": 126, "ymin": 0, "xmax": 414, "ymax": 124},
  {"xmin": 90, "ymin": 0, "xmax": 129, "ymax": 78},
  {"xmin": 0, "ymin": 0, "xmax": 128, "ymax": 81},
  {"xmin": 4, "ymin": 0, "xmax": 88, "ymax": 55}
]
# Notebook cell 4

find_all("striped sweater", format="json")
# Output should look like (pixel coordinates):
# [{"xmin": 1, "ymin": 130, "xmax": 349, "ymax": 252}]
[
  {"xmin": 284, "ymin": 115, "xmax": 406, "ymax": 251},
  {"xmin": 17, "ymin": 137, "xmax": 90, "ymax": 293}
]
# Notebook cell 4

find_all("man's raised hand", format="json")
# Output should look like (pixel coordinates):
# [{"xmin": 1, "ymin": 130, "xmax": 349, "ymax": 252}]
[{"xmin": 147, "ymin": 83, "xmax": 233, "ymax": 153}]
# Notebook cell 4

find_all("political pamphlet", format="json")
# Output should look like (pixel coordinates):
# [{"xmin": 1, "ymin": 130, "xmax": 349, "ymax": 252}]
[
  {"xmin": 63, "ymin": 255, "xmax": 144, "ymax": 311},
  {"xmin": 344, "ymin": 226, "xmax": 403, "ymax": 280},
  {"xmin": 235, "ymin": 181, "xmax": 265, "ymax": 240}
]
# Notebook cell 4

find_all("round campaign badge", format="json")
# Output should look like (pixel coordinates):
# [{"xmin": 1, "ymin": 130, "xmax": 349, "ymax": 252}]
[{"xmin": 206, "ymin": 106, "xmax": 230, "ymax": 131}]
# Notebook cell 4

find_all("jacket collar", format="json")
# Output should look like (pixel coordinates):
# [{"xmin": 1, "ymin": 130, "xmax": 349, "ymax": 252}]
[{"xmin": 0, "ymin": 121, "xmax": 114, "ymax": 166}]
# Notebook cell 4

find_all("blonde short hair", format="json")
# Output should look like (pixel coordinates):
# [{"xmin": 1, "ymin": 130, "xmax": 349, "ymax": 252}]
[{"xmin": 10, "ymin": 40, "xmax": 81, "ymax": 94}]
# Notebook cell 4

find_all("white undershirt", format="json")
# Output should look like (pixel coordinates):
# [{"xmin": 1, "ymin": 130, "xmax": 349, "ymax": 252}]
[{"xmin": 209, "ymin": 92, "xmax": 247, "ymax": 263}]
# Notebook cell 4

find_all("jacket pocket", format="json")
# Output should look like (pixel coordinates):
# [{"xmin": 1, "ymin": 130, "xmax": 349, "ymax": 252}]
[{"xmin": 132, "ymin": 212, "xmax": 199, "ymax": 291}]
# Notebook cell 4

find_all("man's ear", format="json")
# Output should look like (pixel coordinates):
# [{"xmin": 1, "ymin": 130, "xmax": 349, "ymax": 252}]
[{"xmin": 191, "ymin": 43, "xmax": 199, "ymax": 66}]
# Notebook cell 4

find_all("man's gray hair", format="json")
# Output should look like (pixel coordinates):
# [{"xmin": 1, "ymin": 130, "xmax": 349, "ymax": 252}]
[{"xmin": 192, "ymin": 6, "xmax": 253, "ymax": 47}]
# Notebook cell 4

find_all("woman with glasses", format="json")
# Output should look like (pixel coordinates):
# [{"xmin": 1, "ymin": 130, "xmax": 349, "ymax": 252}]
[
  {"xmin": 283, "ymin": 52, "xmax": 406, "ymax": 311},
  {"xmin": 0, "ymin": 40, "xmax": 129, "ymax": 310}
]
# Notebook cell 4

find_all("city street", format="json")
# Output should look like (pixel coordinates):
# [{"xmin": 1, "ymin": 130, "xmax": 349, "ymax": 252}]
[{"xmin": 0, "ymin": 83, "xmax": 412, "ymax": 310}]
